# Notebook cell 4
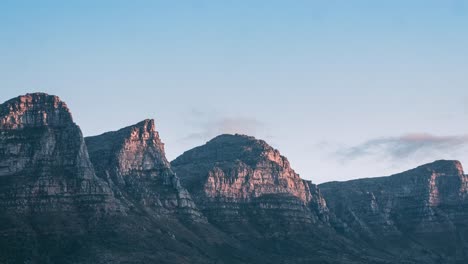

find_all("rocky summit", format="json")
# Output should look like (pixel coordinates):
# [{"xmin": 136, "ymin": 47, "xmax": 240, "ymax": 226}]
[
  {"xmin": 0, "ymin": 92, "xmax": 121, "ymax": 214},
  {"xmin": 0, "ymin": 94, "xmax": 244, "ymax": 264},
  {"xmin": 85, "ymin": 119, "xmax": 203, "ymax": 220},
  {"xmin": 171, "ymin": 134, "xmax": 330, "ymax": 228},
  {"xmin": 171, "ymin": 134, "xmax": 380, "ymax": 263},
  {"xmin": 319, "ymin": 160, "xmax": 468, "ymax": 263},
  {"xmin": 0, "ymin": 93, "xmax": 122, "ymax": 263},
  {"xmin": 2, "ymin": 92, "xmax": 468, "ymax": 263}
]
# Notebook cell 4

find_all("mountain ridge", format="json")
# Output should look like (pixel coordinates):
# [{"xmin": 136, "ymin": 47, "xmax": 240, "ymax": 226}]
[
  {"xmin": 319, "ymin": 159, "xmax": 468, "ymax": 263},
  {"xmin": 1, "ymin": 92, "xmax": 467, "ymax": 263},
  {"xmin": 85, "ymin": 118, "xmax": 204, "ymax": 220}
]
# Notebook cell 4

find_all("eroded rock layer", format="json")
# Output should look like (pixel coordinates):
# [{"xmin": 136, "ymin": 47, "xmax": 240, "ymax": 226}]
[
  {"xmin": 0, "ymin": 94, "xmax": 243, "ymax": 264},
  {"xmin": 172, "ymin": 134, "xmax": 330, "ymax": 229},
  {"xmin": 0, "ymin": 93, "xmax": 125, "ymax": 263},
  {"xmin": 0, "ymin": 93, "xmax": 120, "ymax": 213},
  {"xmin": 4, "ymin": 92, "xmax": 468, "ymax": 263},
  {"xmin": 85, "ymin": 119, "xmax": 203, "ymax": 220},
  {"xmin": 170, "ymin": 134, "xmax": 384, "ymax": 263},
  {"xmin": 319, "ymin": 160, "xmax": 468, "ymax": 263}
]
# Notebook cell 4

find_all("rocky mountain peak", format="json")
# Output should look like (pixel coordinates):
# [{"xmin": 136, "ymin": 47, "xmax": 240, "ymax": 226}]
[
  {"xmin": 85, "ymin": 119, "xmax": 203, "ymax": 220},
  {"xmin": 172, "ymin": 134, "xmax": 330, "ymax": 229},
  {"xmin": 171, "ymin": 134, "xmax": 334, "ymax": 259},
  {"xmin": 125, "ymin": 118, "xmax": 159, "ymax": 141},
  {"xmin": 177, "ymin": 133, "xmax": 290, "ymax": 171},
  {"xmin": 0, "ymin": 92, "xmax": 120, "ymax": 214},
  {"xmin": 0, "ymin": 92, "xmax": 73, "ymax": 129},
  {"xmin": 319, "ymin": 159, "xmax": 468, "ymax": 262},
  {"xmin": 6, "ymin": 93, "xmax": 468, "ymax": 263},
  {"xmin": 412, "ymin": 160, "xmax": 464, "ymax": 177},
  {"xmin": 86, "ymin": 119, "xmax": 168, "ymax": 175},
  {"xmin": 208, "ymin": 133, "xmax": 261, "ymax": 144},
  {"xmin": 172, "ymin": 134, "xmax": 304, "ymax": 198},
  {"xmin": 208, "ymin": 133, "xmax": 275, "ymax": 151}
]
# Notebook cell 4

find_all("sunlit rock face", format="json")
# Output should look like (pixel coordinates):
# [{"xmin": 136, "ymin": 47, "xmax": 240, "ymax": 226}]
[
  {"xmin": 0, "ymin": 93, "xmax": 121, "ymax": 213},
  {"xmin": 0, "ymin": 94, "xmax": 246, "ymax": 264},
  {"xmin": 319, "ymin": 160, "xmax": 468, "ymax": 263},
  {"xmin": 170, "ymin": 135, "xmax": 398, "ymax": 263},
  {"xmin": 4, "ymin": 92, "xmax": 468, "ymax": 263},
  {"xmin": 0, "ymin": 93, "xmax": 73, "ymax": 129},
  {"xmin": 85, "ymin": 119, "xmax": 204, "ymax": 220},
  {"xmin": 0, "ymin": 93, "xmax": 125, "ymax": 263},
  {"xmin": 171, "ymin": 134, "xmax": 330, "ymax": 233}
]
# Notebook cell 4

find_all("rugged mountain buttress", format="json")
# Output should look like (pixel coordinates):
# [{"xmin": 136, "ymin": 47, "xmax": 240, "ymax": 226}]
[
  {"xmin": 85, "ymin": 119, "xmax": 203, "ymax": 220},
  {"xmin": 0, "ymin": 93, "xmax": 247, "ymax": 264},
  {"xmin": 0, "ymin": 93, "xmax": 123, "ymax": 263},
  {"xmin": 171, "ymin": 134, "xmax": 329, "ymax": 229},
  {"xmin": 3, "ymin": 92, "xmax": 468, "ymax": 263},
  {"xmin": 319, "ymin": 160, "xmax": 468, "ymax": 263},
  {"xmin": 171, "ymin": 134, "xmax": 389, "ymax": 263},
  {"xmin": 0, "ymin": 93, "xmax": 120, "ymax": 212}
]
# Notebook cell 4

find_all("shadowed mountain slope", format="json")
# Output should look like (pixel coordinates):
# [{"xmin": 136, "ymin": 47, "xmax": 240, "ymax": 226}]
[
  {"xmin": 171, "ymin": 134, "xmax": 392, "ymax": 263},
  {"xmin": 320, "ymin": 160, "xmax": 468, "ymax": 263},
  {"xmin": 85, "ymin": 119, "xmax": 203, "ymax": 220},
  {"xmin": 2, "ymin": 92, "xmax": 468, "ymax": 263},
  {"xmin": 0, "ymin": 93, "xmax": 249, "ymax": 264}
]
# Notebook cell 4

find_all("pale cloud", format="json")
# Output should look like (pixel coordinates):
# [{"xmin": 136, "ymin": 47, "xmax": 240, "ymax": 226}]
[
  {"xmin": 181, "ymin": 110, "xmax": 266, "ymax": 142},
  {"xmin": 337, "ymin": 133, "xmax": 468, "ymax": 161}
]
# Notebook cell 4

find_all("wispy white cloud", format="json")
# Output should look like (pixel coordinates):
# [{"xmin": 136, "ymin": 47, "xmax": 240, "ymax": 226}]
[
  {"xmin": 337, "ymin": 133, "xmax": 468, "ymax": 161},
  {"xmin": 181, "ymin": 109, "xmax": 267, "ymax": 142}
]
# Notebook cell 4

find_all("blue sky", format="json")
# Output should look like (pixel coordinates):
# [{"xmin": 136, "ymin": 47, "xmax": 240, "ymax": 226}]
[{"xmin": 1, "ymin": 0, "xmax": 468, "ymax": 183}]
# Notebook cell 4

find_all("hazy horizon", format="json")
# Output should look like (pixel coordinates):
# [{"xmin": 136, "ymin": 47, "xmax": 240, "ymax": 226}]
[{"xmin": 2, "ymin": 1, "xmax": 468, "ymax": 183}]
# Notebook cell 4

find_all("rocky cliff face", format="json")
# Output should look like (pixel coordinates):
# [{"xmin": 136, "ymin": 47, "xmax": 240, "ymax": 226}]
[
  {"xmin": 319, "ymin": 160, "xmax": 468, "ymax": 263},
  {"xmin": 170, "ymin": 135, "xmax": 385, "ymax": 263},
  {"xmin": 0, "ymin": 93, "xmax": 126, "ymax": 263},
  {"xmin": 171, "ymin": 134, "xmax": 330, "ymax": 228},
  {"xmin": 0, "ymin": 93, "xmax": 121, "ymax": 213},
  {"xmin": 4, "ymin": 92, "xmax": 468, "ymax": 263},
  {"xmin": 85, "ymin": 119, "xmax": 203, "ymax": 220},
  {"xmin": 0, "ymin": 94, "xmax": 246, "ymax": 264}
]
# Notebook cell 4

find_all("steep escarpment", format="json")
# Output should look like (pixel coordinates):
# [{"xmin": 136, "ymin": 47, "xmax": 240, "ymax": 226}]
[
  {"xmin": 0, "ymin": 93, "xmax": 121, "ymax": 213},
  {"xmin": 0, "ymin": 93, "xmax": 123, "ymax": 263},
  {"xmin": 171, "ymin": 134, "xmax": 389, "ymax": 263},
  {"xmin": 0, "ymin": 94, "xmax": 247, "ymax": 264},
  {"xmin": 319, "ymin": 160, "xmax": 468, "ymax": 263},
  {"xmin": 85, "ymin": 119, "xmax": 203, "ymax": 220},
  {"xmin": 84, "ymin": 120, "xmax": 269, "ymax": 263},
  {"xmin": 5, "ymin": 92, "xmax": 468, "ymax": 263},
  {"xmin": 172, "ymin": 134, "xmax": 330, "ymax": 228}
]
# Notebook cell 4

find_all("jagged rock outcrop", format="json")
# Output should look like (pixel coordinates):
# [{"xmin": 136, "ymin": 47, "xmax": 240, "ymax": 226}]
[
  {"xmin": 170, "ymin": 134, "xmax": 389, "ymax": 263},
  {"xmin": 0, "ymin": 94, "xmax": 247, "ymax": 264},
  {"xmin": 85, "ymin": 119, "xmax": 203, "ymax": 220},
  {"xmin": 0, "ymin": 93, "xmax": 125, "ymax": 263},
  {"xmin": 6, "ymin": 92, "xmax": 468, "ymax": 263},
  {"xmin": 319, "ymin": 160, "xmax": 468, "ymax": 263},
  {"xmin": 0, "ymin": 93, "xmax": 121, "ymax": 213},
  {"xmin": 172, "ymin": 134, "xmax": 330, "ymax": 229}
]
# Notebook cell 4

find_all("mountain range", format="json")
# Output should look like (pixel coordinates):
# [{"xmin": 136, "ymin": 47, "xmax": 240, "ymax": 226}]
[{"xmin": 1, "ymin": 93, "xmax": 467, "ymax": 263}]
